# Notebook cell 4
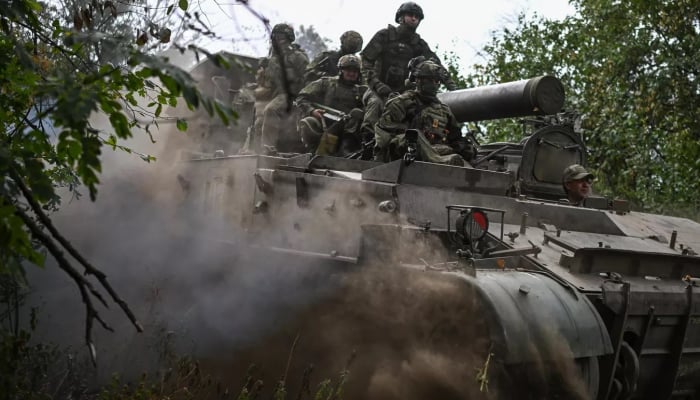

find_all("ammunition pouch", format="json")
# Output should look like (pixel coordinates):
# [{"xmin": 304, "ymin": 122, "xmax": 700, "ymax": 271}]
[
  {"xmin": 317, "ymin": 115, "xmax": 342, "ymax": 156},
  {"xmin": 384, "ymin": 65, "xmax": 405, "ymax": 91},
  {"xmin": 316, "ymin": 132, "xmax": 339, "ymax": 156}
]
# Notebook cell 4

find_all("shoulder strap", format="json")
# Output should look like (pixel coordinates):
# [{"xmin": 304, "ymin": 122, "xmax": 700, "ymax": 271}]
[{"xmin": 386, "ymin": 24, "xmax": 397, "ymax": 42}]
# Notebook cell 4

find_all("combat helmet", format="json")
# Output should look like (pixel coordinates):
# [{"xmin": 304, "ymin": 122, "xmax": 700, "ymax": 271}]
[
  {"xmin": 271, "ymin": 23, "xmax": 295, "ymax": 42},
  {"xmin": 337, "ymin": 54, "xmax": 362, "ymax": 71},
  {"xmin": 395, "ymin": 2, "xmax": 424, "ymax": 23},
  {"xmin": 340, "ymin": 30, "xmax": 363, "ymax": 54},
  {"xmin": 413, "ymin": 60, "xmax": 442, "ymax": 79}
]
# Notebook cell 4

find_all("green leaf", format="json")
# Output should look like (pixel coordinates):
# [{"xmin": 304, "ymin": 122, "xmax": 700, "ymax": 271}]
[
  {"xmin": 176, "ymin": 119, "xmax": 188, "ymax": 131},
  {"xmin": 24, "ymin": 158, "xmax": 55, "ymax": 202},
  {"xmin": 178, "ymin": 0, "xmax": 188, "ymax": 11},
  {"xmin": 182, "ymin": 84, "xmax": 199, "ymax": 108},
  {"xmin": 160, "ymin": 75, "xmax": 180, "ymax": 95},
  {"xmin": 105, "ymin": 135, "xmax": 118, "ymax": 150},
  {"xmin": 214, "ymin": 102, "xmax": 229, "ymax": 126},
  {"xmin": 109, "ymin": 112, "xmax": 131, "ymax": 138}
]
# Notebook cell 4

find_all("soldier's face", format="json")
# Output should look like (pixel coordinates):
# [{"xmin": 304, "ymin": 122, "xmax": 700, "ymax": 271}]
[
  {"xmin": 340, "ymin": 68, "xmax": 359, "ymax": 82},
  {"xmin": 272, "ymin": 33, "xmax": 288, "ymax": 45},
  {"xmin": 417, "ymin": 77, "xmax": 439, "ymax": 96},
  {"xmin": 401, "ymin": 13, "xmax": 421, "ymax": 28},
  {"xmin": 565, "ymin": 178, "xmax": 592, "ymax": 201}
]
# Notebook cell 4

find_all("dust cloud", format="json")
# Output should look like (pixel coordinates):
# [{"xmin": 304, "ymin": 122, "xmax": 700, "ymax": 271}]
[{"xmin": 22, "ymin": 64, "xmax": 593, "ymax": 400}]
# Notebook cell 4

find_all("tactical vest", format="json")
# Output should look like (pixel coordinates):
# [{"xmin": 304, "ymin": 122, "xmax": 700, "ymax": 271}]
[
  {"xmin": 408, "ymin": 97, "xmax": 452, "ymax": 144},
  {"xmin": 318, "ymin": 77, "xmax": 364, "ymax": 113},
  {"xmin": 381, "ymin": 25, "xmax": 423, "ymax": 92}
]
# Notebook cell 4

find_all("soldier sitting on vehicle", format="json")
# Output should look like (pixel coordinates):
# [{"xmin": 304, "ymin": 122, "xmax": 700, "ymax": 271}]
[
  {"xmin": 304, "ymin": 30, "xmax": 364, "ymax": 85},
  {"xmin": 295, "ymin": 54, "xmax": 367, "ymax": 156},
  {"xmin": 374, "ymin": 60, "xmax": 475, "ymax": 166},
  {"xmin": 258, "ymin": 23, "xmax": 309, "ymax": 153},
  {"xmin": 403, "ymin": 55, "xmax": 451, "ymax": 91},
  {"xmin": 562, "ymin": 164, "xmax": 595, "ymax": 206},
  {"xmin": 360, "ymin": 2, "xmax": 457, "ymax": 155}
]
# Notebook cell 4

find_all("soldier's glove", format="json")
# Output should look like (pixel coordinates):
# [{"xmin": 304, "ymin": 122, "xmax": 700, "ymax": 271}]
[
  {"xmin": 375, "ymin": 83, "xmax": 392, "ymax": 99},
  {"xmin": 349, "ymin": 108, "xmax": 364, "ymax": 122}
]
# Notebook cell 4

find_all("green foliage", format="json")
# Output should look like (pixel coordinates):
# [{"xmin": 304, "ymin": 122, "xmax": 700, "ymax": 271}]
[
  {"xmin": 0, "ymin": 0, "xmax": 236, "ymax": 271},
  {"xmin": 0, "ymin": 0, "xmax": 238, "ymax": 365},
  {"xmin": 455, "ymin": 0, "xmax": 700, "ymax": 213},
  {"xmin": 0, "ymin": 276, "xmax": 91, "ymax": 399},
  {"xmin": 97, "ymin": 357, "xmax": 225, "ymax": 400}
]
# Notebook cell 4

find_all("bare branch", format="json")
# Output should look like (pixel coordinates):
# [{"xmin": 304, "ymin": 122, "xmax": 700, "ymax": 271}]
[
  {"xmin": 12, "ymin": 203, "xmax": 114, "ymax": 366},
  {"xmin": 9, "ymin": 167, "xmax": 144, "ymax": 335}
]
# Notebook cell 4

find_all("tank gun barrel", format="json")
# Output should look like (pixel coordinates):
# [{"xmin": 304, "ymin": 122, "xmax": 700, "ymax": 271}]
[{"xmin": 437, "ymin": 75, "xmax": 565, "ymax": 123}]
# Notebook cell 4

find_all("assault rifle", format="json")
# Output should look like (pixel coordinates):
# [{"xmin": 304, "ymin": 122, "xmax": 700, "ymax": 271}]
[
  {"xmin": 311, "ymin": 103, "xmax": 364, "ymax": 123},
  {"xmin": 346, "ymin": 139, "xmax": 375, "ymax": 160}
]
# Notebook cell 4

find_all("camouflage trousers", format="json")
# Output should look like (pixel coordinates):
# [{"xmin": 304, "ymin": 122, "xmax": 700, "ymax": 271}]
[
  {"xmin": 260, "ymin": 94, "xmax": 302, "ymax": 152},
  {"xmin": 298, "ymin": 116, "xmax": 362, "ymax": 156},
  {"xmin": 374, "ymin": 126, "xmax": 465, "ymax": 166},
  {"xmin": 361, "ymin": 90, "xmax": 385, "ymax": 142}
]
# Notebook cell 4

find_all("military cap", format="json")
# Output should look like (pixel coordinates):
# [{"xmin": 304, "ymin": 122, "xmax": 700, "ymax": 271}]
[{"xmin": 563, "ymin": 164, "xmax": 595, "ymax": 183}]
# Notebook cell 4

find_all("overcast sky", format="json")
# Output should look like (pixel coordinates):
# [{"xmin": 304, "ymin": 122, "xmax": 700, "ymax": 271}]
[{"xmin": 192, "ymin": 0, "xmax": 574, "ymax": 71}]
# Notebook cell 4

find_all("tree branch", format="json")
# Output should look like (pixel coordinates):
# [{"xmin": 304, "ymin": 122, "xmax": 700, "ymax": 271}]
[
  {"xmin": 9, "ymin": 167, "xmax": 144, "ymax": 334},
  {"xmin": 12, "ymin": 203, "xmax": 113, "ymax": 366}
]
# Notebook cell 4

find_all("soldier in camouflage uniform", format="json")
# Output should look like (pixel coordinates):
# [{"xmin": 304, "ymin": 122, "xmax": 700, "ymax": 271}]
[
  {"xmin": 259, "ymin": 23, "xmax": 309, "ymax": 152},
  {"xmin": 360, "ymin": 2, "xmax": 456, "ymax": 151},
  {"xmin": 304, "ymin": 30, "xmax": 363, "ymax": 85},
  {"xmin": 375, "ymin": 60, "xmax": 475, "ymax": 166},
  {"xmin": 296, "ymin": 54, "xmax": 367, "ymax": 156}
]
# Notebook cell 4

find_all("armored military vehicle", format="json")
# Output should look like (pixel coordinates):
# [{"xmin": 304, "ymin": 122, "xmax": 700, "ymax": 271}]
[
  {"xmin": 174, "ymin": 74, "xmax": 700, "ymax": 399},
  {"xmin": 160, "ymin": 51, "xmax": 258, "ymax": 159}
]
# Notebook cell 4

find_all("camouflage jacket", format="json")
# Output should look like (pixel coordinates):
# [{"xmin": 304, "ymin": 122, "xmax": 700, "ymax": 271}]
[
  {"xmin": 264, "ymin": 43, "xmax": 309, "ymax": 97},
  {"xmin": 377, "ymin": 90, "xmax": 461, "ymax": 147},
  {"xmin": 295, "ymin": 77, "xmax": 367, "ymax": 117},
  {"xmin": 304, "ymin": 50, "xmax": 344, "ymax": 85},
  {"xmin": 361, "ymin": 24, "xmax": 442, "ymax": 93}
]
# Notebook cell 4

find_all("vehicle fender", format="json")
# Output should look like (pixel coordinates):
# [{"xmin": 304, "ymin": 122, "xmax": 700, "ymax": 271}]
[{"xmin": 450, "ymin": 270, "xmax": 613, "ymax": 364}]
